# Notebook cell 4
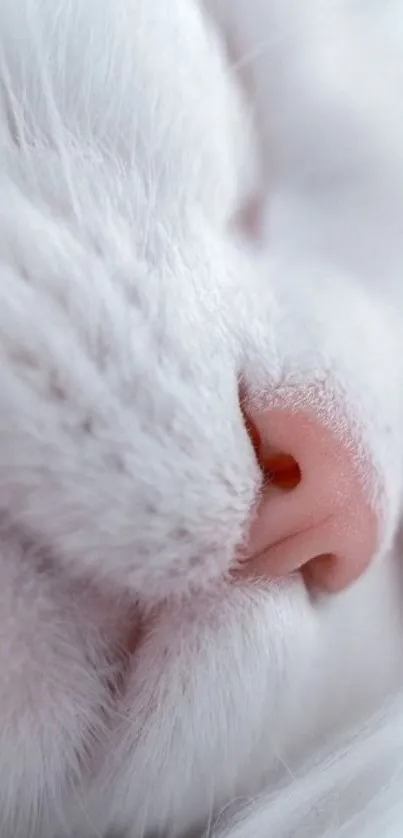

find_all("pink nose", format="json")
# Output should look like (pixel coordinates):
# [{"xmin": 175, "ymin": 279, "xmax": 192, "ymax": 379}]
[{"xmin": 238, "ymin": 406, "xmax": 378, "ymax": 593}]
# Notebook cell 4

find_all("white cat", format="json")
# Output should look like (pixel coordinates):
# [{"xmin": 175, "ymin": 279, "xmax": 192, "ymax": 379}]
[{"xmin": 0, "ymin": 1, "xmax": 403, "ymax": 836}]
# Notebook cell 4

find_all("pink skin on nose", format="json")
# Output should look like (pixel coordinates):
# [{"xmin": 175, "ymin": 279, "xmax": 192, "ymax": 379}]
[{"xmin": 237, "ymin": 409, "xmax": 378, "ymax": 593}]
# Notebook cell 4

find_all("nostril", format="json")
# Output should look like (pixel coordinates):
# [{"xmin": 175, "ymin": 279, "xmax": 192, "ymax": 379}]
[
  {"xmin": 242, "ymin": 406, "xmax": 301, "ymax": 492},
  {"xmin": 261, "ymin": 452, "xmax": 301, "ymax": 491}
]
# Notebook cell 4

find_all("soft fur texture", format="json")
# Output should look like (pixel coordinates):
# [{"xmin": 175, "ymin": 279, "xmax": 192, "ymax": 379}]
[{"xmin": 1, "ymin": 1, "xmax": 403, "ymax": 837}]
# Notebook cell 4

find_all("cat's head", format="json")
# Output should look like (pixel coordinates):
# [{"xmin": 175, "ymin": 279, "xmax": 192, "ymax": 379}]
[
  {"xmin": 0, "ymin": 0, "xmax": 402, "ymax": 610},
  {"xmin": 3, "ymin": 3, "xmax": 403, "ymax": 835}
]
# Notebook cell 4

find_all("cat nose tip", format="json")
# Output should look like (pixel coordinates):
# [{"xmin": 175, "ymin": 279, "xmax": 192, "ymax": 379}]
[{"xmin": 237, "ymin": 406, "xmax": 379, "ymax": 593}]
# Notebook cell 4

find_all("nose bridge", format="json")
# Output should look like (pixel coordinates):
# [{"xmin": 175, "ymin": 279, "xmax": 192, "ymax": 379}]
[{"xmin": 237, "ymin": 404, "xmax": 379, "ymax": 593}]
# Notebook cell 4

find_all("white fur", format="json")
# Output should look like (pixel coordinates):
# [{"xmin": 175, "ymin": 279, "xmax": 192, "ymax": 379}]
[
  {"xmin": 210, "ymin": 694, "xmax": 403, "ymax": 838},
  {"xmin": 0, "ymin": 1, "xmax": 403, "ymax": 837}
]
